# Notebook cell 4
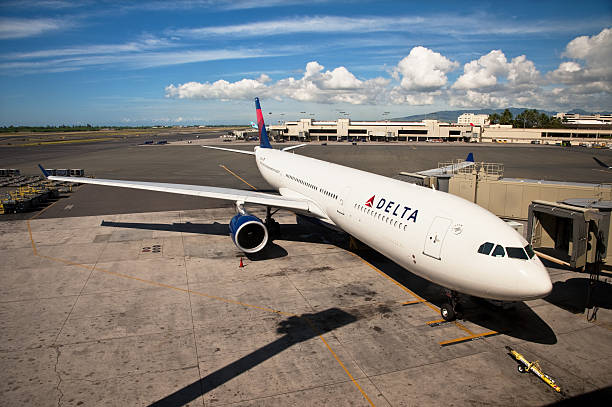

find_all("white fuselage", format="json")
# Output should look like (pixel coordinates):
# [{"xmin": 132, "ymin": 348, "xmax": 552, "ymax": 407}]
[{"xmin": 255, "ymin": 147, "xmax": 552, "ymax": 301}]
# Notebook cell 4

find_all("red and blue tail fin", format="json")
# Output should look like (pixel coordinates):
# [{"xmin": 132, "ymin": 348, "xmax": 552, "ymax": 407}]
[{"xmin": 255, "ymin": 97, "xmax": 272, "ymax": 149}]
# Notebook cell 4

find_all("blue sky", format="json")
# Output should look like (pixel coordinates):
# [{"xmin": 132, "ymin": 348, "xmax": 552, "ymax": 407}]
[{"xmin": 1, "ymin": 0, "xmax": 611, "ymax": 126}]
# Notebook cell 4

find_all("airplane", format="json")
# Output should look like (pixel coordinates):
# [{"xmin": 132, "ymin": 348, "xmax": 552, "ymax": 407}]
[
  {"xmin": 39, "ymin": 97, "xmax": 552, "ymax": 321},
  {"xmin": 593, "ymin": 156, "xmax": 612, "ymax": 169},
  {"xmin": 416, "ymin": 152, "xmax": 474, "ymax": 177}
]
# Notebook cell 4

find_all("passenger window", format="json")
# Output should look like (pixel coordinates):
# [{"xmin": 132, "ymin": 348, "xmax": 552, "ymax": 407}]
[
  {"xmin": 506, "ymin": 247, "xmax": 528, "ymax": 260},
  {"xmin": 491, "ymin": 245, "xmax": 505, "ymax": 257},
  {"xmin": 478, "ymin": 242, "xmax": 494, "ymax": 255},
  {"xmin": 524, "ymin": 244, "xmax": 535, "ymax": 259}
]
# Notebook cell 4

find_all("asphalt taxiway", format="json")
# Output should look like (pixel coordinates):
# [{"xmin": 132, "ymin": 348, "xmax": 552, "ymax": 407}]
[{"xmin": 1, "ymin": 141, "xmax": 611, "ymax": 406}]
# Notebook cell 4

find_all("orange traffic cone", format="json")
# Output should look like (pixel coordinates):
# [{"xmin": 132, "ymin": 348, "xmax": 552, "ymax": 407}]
[{"xmin": 239, "ymin": 257, "xmax": 244, "ymax": 268}]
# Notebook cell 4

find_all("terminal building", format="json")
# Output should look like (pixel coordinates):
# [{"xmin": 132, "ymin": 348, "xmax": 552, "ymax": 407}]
[
  {"xmin": 555, "ymin": 112, "xmax": 612, "ymax": 126},
  {"xmin": 267, "ymin": 118, "xmax": 475, "ymax": 142},
  {"xmin": 457, "ymin": 113, "xmax": 490, "ymax": 126},
  {"xmin": 264, "ymin": 116, "xmax": 612, "ymax": 145}
]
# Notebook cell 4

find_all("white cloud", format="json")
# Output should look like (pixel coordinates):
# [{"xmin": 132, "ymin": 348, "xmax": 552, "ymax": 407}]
[
  {"xmin": 507, "ymin": 55, "xmax": 539, "ymax": 85},
  {"xmin": 450, "ymin": 90, "xmax": 508, "ymax": 108},
  {"xmin": 4, "ymin": 35, "xmax": 173, "ymax": 60},
  {"xmin": 165, "ymin": 75, "xmax": 270, "ymax": 100},
  {"xmin": 549, "ymin": 27, "xmax": 612, "ymax": 93},
  {"xmin": 166, "ymin": 61, "xmax": 390, "ymax": 105},
  {"xmin": 172, "ymin": 16, "xmax": 424, "ymax": 38},
  {"xmin": 0, "ymin": 17, "xmax": 64, "ymax": 39},
  {"xmin": 453, "ymin": 50, "xmax": 510, "ymax": 89},
  {"xmin": 0, "ymin": 49, "xmax": 275, "ymax": 74},
  {"xmin": 393, "ymin": 46, "xmax": 458, "ymax": 91},
  {"xmin": 563, "ymin": 27, "xmax": 612, "ymax": 65},
  {"xmin": 449, "ymin": 50, "xmax": 543, "ymax": 108}
]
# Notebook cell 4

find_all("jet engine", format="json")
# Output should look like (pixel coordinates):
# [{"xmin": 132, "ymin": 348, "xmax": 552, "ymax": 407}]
[{"xmin": 229, "ymin": 212, "xmax": 269, "ymax": 253}]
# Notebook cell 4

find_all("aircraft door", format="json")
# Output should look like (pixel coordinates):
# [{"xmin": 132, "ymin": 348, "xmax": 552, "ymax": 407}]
[
  {"xmin": 336, "ymin": 186, "xmax": 351, "ymax": 216},
  {"xmin": 423, "ymin": 216, "xmax": 452, "ymax": 260}
]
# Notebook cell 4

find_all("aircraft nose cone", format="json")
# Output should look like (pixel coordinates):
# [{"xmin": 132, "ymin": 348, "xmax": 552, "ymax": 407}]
[{"xmin": 517, "ymin": 264, "xmax": 553, "ymax": 300}]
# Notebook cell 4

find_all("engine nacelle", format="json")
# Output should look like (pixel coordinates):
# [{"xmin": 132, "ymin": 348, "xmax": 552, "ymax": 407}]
[{"xmin": 229, "ymin": 212, "xmax": 269, "ymax": 253}]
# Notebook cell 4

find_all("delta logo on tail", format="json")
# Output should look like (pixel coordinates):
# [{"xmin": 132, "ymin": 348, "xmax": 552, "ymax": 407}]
[
  {"xmin": 365, "ymin": 195, "xmax": 419, "ymax": 222},
  {"xmin": 254, "ymin": 97, "xmax": 272, "ymax": 149}
]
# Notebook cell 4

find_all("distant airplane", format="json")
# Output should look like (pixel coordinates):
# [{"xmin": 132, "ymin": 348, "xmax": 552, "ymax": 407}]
[
  {"xmin": 416, "ymin": 153, "xmax": 474, "ymax": 177},
  {"xmin": 593, "ymin": 156, "xmax": 612, "ymax": 169},
  {"xmin": 40, "ymin": 97, "xmax": 552, "ymax": 321}
]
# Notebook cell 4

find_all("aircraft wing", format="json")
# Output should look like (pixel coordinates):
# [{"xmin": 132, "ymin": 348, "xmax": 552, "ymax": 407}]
[
  {"xmin": 417, "ymin": 152, "xmax": 475, "ymax": 177},
  {"xmin": 43, "ymin": 174, "xmax": 314, "ymax": 213}
]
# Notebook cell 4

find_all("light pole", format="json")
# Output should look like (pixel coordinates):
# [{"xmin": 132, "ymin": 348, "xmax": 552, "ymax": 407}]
[{"xmin": 383, "ymin": 111, "xmax": 390, "ymax": 142}]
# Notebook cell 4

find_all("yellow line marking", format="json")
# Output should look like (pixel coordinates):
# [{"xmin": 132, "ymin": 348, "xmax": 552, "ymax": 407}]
[
  {"xmin": 438, "ymin": 331, "xmax": 498, "ymax": 346},
  {"xmin": 30, "ymin": 194, "xmax": 63, "ymax": 220},
  {"xmin": 453, "ymin": 321, "xmax": 475, "ymax": 336},
  {"xmin": 350, "ymin": 253, "xmax": 439, "ymax": 313},
  {"xmin": 352, "ymin": 252, "xmax": 496, "ymax": 342},
  {"xmin": 26, "ymin": 220, "xmax": 37, "ymax": 255},
  {"xmin": 27, "ymin": 195, "xmax": 65, "ymax": 254},
  {"xmin": 219, "ymin": 164, "xmax": 258, "ymax": 190},
  {"xmin": 27, "ymin": 214, "xmax": 375, "ymax": 405},
  {"xmin": 403, "ymin": 299, "xmax": 427, "ymax": 305},
  {"xmin": 303, "ymin": 318, "xmax": 375, "ymax": 407},
  {"xmin": 426, "ymin": 319, "xmax": 445, "ymax": 325}
]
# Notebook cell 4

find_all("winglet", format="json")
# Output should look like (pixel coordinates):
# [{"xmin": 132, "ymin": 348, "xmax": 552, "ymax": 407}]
[
  {"xmin": 38, "ymin": 164, "xmax": 49, "ymax": 178},
  {"xmin": 254, "ymin": 97, "xmax": 272, "ymax": 149},
  {"xmin": 466, "ymin": 152, "xmax": 474, "ymax": 162}
]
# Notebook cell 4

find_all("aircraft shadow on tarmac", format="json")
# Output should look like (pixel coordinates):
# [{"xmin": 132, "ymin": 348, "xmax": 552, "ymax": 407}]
[
  {"xmin": 147, "ymin": 307, "xmax": 358, "ymax": 407},
  {"xmin": 100, "ymin": 218, "xmax": 556, "ymax": 344},
  {"xmin": 354, "ymin": 248, "xmax": 557, "ymax": 345},
  {"xmin": 100, "ymin": 218, "xmax": 348, "ymax": 261},
  {"xmin": 544, "ymin": 277, "xmax": 612, "ymax": 314}
]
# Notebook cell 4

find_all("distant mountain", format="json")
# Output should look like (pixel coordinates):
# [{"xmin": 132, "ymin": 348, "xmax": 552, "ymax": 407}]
[
  {"xmin": 393, "ymin": 108, "xmax": 555, "ymax": 123},
  {"xmin": 566, "ymin": 109, "xmax": 611, "ymax": 115},
  {"xmin": 394, "ymin": 108, "xmax": 611, "ymax": 123}
]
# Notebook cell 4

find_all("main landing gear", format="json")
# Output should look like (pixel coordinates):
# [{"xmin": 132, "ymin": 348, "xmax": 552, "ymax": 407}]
[
  {"xmin": 264, "ymin": 207, "xmax": 281, "ymax": 239},
  {"xmin": 440, "ymin": 290, "xmax": 462, "ymax": 321}
]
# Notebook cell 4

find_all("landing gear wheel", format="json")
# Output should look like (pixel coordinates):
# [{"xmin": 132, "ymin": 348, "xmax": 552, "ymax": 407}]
[
  {"xmin": 440, "ymin": 289, "xmax": 461, "ymax": 321},
  {"xmin": 517, "ymin": 364, "xmax": 528, "ymax": 374},
  {"xmin": 440, "ymin": 303, "xmax": 456, "ymax": 321}
]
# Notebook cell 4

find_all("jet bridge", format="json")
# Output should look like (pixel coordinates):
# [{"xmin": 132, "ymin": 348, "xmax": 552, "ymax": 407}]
[{"xmin": 526, "ymin": 199, "xmax": 611, "ymax": 269}]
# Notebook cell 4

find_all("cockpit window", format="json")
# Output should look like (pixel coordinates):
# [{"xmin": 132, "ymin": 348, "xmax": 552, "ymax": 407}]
[
  {"xmin": 478, "ymin": 242, "xmax": 494, "ymax": 255},
  {"xmin": 491, "ymin": 245, "xmax": 505, "ymax": 257},
  {"xmin": 524, "ymin": 244, "xmax": 535, "ymax": 259},
  {"xmin": 506, "ymin": 247, "xmax": 528, "ymax": 260}
]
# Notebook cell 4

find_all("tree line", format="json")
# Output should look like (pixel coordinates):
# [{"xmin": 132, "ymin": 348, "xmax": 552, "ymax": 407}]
[
  {"xmin": 0, "ymin": 124, "xmax": 107, "ymax": 133},
  {"xmin": 488, "ymin": 109, "xmax": 564, "ymax": 128}
]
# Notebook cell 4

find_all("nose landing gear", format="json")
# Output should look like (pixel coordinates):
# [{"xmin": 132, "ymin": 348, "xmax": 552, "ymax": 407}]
[{"xmin": 440, "ymin": 290, "xmax": 462, "ymax": 321}]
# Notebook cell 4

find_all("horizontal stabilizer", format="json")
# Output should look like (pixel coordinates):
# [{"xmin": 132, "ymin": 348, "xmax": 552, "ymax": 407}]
[
  {"xmin": 202, "ymin": 146, "xmax": 255, "ymax": 155},
  {"xmin": 282, "ymin": 143, "xmax": 308, "ymax": 152}
]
